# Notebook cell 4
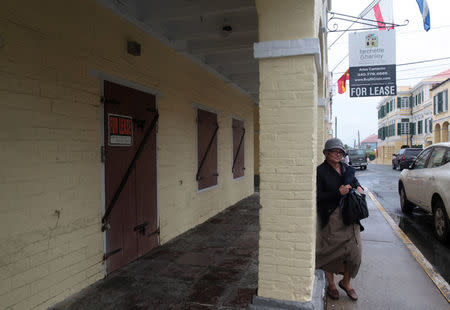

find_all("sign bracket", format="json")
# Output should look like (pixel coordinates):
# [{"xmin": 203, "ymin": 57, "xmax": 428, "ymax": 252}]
[{"xmin": 327, "ymin": 11, "xmax": 409, "ymax": 33}]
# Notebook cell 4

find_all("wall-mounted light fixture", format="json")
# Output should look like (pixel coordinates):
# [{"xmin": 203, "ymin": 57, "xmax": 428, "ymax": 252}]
[
  {"xmin": 127, "ymin": 40, "xmax": 141, "ymax": 56},
  {"xmin": 221, "ymin": 25, "xmax": 233, "ymax": 38}
]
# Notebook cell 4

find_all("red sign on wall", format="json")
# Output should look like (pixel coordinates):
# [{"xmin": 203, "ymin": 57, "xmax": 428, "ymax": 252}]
[{"xmin": 108, "ymin": 114, "xmax": 133, "ymax": 146}]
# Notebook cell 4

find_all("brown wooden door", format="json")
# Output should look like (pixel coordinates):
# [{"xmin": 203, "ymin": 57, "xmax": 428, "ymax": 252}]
[{"xmin": 103, "ymin": 81, "xmax": 158, "ymax": 273}]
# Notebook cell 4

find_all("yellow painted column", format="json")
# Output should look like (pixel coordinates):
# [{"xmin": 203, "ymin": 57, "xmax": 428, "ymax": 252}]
[
  {"xmin": 317, "ymin": 102, "xmax": 326, "ymax": 164},
  {"xmin": 253, "ymin": 0, "xmax": 322, "ymax": 305}
]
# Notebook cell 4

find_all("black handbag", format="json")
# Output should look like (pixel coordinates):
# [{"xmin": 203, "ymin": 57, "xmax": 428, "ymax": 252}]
[{"xmin": 341, "ymin": 189, "xmax": 369, "ymax": 225}]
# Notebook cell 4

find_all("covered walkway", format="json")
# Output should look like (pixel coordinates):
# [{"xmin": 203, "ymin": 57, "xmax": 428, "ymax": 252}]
[{"xmin": 51, "ymin": 194, "xmax": 260, "ymax": 310}]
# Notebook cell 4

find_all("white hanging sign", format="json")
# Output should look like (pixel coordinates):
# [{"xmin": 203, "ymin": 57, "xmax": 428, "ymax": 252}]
[{"xmin": 349, "ymin": 30, "xmax": 396, "ymax": 97}]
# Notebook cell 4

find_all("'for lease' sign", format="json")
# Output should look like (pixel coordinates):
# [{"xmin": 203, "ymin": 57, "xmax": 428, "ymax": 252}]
[
  {"xmin": 349, "ymin": 30, "xmax": 396, "ymax": 97},
  {"xmin": 108, "ymin": 114, "xmax": 133, "ymax": 146}
]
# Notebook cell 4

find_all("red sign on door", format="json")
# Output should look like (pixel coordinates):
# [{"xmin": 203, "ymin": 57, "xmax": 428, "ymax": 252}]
[{"xmin": 108, "ymin": 114, "xmax": 133, "ymax": 146}]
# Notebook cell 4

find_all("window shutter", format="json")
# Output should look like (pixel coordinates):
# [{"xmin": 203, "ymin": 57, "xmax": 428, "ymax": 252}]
[
  {"xmin": 232, "ymin": 118, "xmax": 245, "ymax": 179},
  {"xmin": 430, "ymin": 119, "xmax": 433, "ymax": 133},
  {"xmin": 444, "ymin": 90, "xmax": 448, "ymax": 112},
  {"xmin": 197, "ymin": 109, "xmax": 218, "ymax": 190},
  {"xmin": 397, "ymin": 123, "xmax": 401, "ymax": 135},
  {"xmin": 397, "ymin": 97, "xmax": 401, "ymax": 108},
  {"xmin": 410, "ymin": 122, "xmax": 416, "ymax": 135},
  {"xmin": 434, "ymin": 95, "xmax": 437, "ymax": 114},
  {"xmin": 438, "ymin": 92, "xmax": 443, "ymax": 113}
]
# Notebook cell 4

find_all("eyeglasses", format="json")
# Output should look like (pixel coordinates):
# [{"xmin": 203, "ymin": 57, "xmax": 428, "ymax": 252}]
[{"xmin": 328, "ymin": 149, "xmax": 345, "ymax": 156}]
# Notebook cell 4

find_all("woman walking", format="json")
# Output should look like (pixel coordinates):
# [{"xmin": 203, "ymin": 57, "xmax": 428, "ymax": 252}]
[{"xmin": 316, "ymin": 138, "xmax": 365, "ymax": 301}]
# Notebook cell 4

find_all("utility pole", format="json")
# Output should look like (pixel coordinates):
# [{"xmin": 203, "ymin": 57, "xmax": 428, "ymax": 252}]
[
  {"xmin": 358, "ymin": 130, "xmax": 360, "ymax": 148},
  {"xmin": 335, "ymin": 117, "xmax": 337, "ymax": 138}
]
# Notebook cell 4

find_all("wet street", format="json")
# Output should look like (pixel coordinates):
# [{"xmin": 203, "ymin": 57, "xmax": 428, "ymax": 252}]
[{"xmin": 356, "ymin": 163, "xmax": 450, "ymax": 284}]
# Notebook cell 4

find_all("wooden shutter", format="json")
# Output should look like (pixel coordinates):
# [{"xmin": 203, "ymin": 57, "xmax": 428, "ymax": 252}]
[
  {"xmin": 397, "ymin": 97, "xmax": 401, "ymax": 108},
  {"xmin": 397, "ymin": 123, "xmax": 401, "ymax": 135},
  {"xmin": 434, "ymin": 95, "xmax": 437, "ymax": 114},
  {"xmin": 197, "ymin": 109, "xmax": 218, "ymax": 190},
  {"xmin": 232, "ymin": 118, "xmax": 245, "ymax": 179},
  {"xmin": 444, "ymin": 90, "xmax": 448, "ymax": 111},
  {"xmin": 410, "ymin": 122, "xmax": 416, "ymax": 135}
]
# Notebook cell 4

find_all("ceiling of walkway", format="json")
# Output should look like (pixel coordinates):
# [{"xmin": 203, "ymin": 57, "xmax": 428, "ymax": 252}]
[{"xmin": 100, "ymin": 0, "xmax": 259, "ymax": 102}]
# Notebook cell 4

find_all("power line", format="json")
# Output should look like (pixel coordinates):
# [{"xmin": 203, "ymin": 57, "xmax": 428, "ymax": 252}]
[
  {"xmin": 332, "ymin": 57, "xmax": 450, "ymax": 78},
  {"xmin": 329, "ymin": 24, "xmax": 450, "ymax": 47},
  {"xmin": 331, "ymin": 72, "xmax": 449, "ymax": 85},
  {"xmin": 397, "ymin": 56, "xmax": 450, "ymax": 67}
]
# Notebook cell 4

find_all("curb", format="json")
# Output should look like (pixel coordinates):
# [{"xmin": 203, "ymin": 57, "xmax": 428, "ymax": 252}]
[{"xmin": 366, "ymin": 188, "xmax": 450, "ymax": 303}]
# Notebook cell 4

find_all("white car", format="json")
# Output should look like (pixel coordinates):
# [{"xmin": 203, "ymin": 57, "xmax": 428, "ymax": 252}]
[{"xmin": 398, "ymin": 142, "xmax": 450, "ymax": 243}]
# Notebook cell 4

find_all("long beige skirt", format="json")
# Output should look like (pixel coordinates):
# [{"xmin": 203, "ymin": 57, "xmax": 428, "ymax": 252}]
[{"xmin": 316, "ymin": 206, "xmax": 362, "ymax": 278}]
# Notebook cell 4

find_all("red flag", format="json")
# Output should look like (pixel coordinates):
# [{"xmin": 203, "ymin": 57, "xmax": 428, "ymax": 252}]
[{"xmin": 338, "ymin": 69, "xmax": 349, "ymax": 94}]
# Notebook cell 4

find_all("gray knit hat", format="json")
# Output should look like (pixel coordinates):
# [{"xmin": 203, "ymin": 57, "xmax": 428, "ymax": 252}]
[{"xmin": 323, "ymin": 138, "xmax": 345, "ymax": 153}]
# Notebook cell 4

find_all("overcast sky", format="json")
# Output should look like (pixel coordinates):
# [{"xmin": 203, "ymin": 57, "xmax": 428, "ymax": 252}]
[{"xmin": 328, "ymin": 0, "xmax": 450, "ymax": 147}]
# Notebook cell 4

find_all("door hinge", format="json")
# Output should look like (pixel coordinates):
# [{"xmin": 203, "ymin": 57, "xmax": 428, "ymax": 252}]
[
  {"xmin": 101, "ymin": 146, "xmax": 105, "ymax": 163},
  {"xmin": 101, "ymin": 97, "xmax": 120, "ymax": 105},
  {"xmin": 148, "ymin": 227, "xmax": 160, "ymax": 238},
  {"xmin": 103, "ymin": 248, "xmax": 122, "ymax": 261}
]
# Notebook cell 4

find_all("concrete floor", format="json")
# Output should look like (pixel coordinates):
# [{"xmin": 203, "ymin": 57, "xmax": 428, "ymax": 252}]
[{"xmin": 51, "ymin": 194, "xmax": 260, "ymax": 310}]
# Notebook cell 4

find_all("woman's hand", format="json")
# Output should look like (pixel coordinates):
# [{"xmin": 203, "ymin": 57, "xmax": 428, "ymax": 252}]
[
  {"xmin": 356, "ymin": 186, "xmax": 364, "ymax": 194},
  {"xmin": 339, "ymin": 184, "xmax": 352, "ymax": 196}
]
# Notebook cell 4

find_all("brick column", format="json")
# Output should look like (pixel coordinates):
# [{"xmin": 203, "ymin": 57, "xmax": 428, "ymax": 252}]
[{"xmin": 251, "ymin": 1, "xmax": 326, "ymax": 309}]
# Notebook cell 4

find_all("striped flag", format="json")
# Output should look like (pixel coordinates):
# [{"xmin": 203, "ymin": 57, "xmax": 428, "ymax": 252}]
[
  {"xmin": 363, "ymin": 0, "xmax": 394, "ymax": 30},
  {"xmin": 416, "ymin": 0, "xmax": 430, "ymax": 31}
]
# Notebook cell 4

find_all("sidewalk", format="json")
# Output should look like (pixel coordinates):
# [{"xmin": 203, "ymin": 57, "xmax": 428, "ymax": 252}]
[
  {"xmin": 327, "ymin": 194, "xmax": 449, "ymax": 309},
  {"xmin": 50, "ymin": 193, "xmax": 449, "ymax": 310}
]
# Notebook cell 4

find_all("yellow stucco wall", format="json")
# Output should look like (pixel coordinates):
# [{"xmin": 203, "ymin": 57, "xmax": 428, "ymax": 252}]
[
  {"xmin": 0, "ymin": 1, "xmax": 254, "ymax": 309},
  {"xmin": 377, "ymin": 142, "xmax": 404, "ymax": 165},
  {"xmin": 432, "ymin": 82, "xmax": 449, "ymax": 143},
  {"xmin": 255, "ymin": 0, "xmax": 323, "ymax": 303}
]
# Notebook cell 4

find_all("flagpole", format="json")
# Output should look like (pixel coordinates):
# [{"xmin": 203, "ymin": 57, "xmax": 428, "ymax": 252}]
[{"xmin": 328, "ymin": 0, "xmax": 382, "ymax": 49}]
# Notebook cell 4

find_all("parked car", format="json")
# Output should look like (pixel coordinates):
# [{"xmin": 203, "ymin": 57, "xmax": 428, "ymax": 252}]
[
  {"xmin": 392, "ymin": 148, "xmax": 422, "ymax": 170},
  {"xmin": 347, "ymin": 149, "xmax": 367, "ymax": 170},
  {"xmin": 398, "ymin": 142, "xmax": 450, "ymax": 243}
]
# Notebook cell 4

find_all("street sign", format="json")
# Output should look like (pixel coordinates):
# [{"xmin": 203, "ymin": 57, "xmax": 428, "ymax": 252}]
[{"xmin": 349, "ymin": 30, "xmax": 396, "ymax": 97}]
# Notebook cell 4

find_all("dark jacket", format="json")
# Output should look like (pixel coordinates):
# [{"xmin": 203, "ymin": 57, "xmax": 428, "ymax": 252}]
[{"xmin": 316, "ymin": 160, "xmax": 361, "ymax": 228}]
